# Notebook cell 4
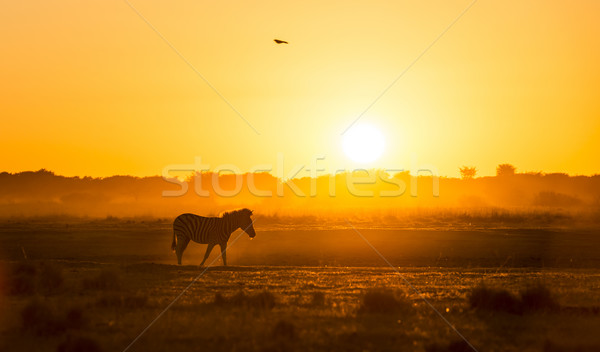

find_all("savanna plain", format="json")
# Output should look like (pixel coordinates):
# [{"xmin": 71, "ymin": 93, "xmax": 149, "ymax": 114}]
[{"xmin": 1, "ymin": 218, "xmax": 600, "ymax": 352}]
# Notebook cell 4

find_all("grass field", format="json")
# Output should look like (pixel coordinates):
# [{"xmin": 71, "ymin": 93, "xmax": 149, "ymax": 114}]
[{"xmin": 1, "ymin": 220, "xmax": 600, "ymax": 351}]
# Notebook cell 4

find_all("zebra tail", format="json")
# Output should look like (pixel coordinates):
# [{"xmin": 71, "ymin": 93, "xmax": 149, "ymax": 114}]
[{"xmin": 171, "ymin": 232, "xmax": 177, "ymax": 252}]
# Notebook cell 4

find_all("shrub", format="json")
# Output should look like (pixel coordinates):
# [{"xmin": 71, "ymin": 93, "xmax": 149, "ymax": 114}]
[
  {"xmin": 459, "ymin": 166, "xmax": 477, "ymax": 180},
  {"xmin": 468, "ymin": 285, "xmax": 522, "ymax": 315},
  {"xmin": 496, "ymin": 164, "xmax": 516, "ymax": 176},
  {"xmin": 520, "ymin": 284, "xmax": 559, "ymax": 312},
  {"xmin": 83, "ymin": 269, "xmax": 120, "ymax": 290},
  {"xmin": 469, "ymin": 283, "xmax": 560, "ymax": 315},
  {"xmin": 358, "ymin": 289, "xmax": 410, "ymax": 314}
]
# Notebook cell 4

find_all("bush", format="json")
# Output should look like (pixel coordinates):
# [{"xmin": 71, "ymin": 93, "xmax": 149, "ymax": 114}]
[
  {"xmin": 469, "ymin": 283, "xmax": 559, "ymax": 314},
  {"xmin": 520, "ymin": 284, "xmax": 559, "ymax": 312},
  {"xmin": 358, "ymin": 289, "xmax": 410, "ymax": 314},
  {"xmin": 215, "ymin": 290, "xmax": 276, "ymax": 310},
  {"xmin": 83, "ymin": 269, "xmax": 120, "ymax": 290},
  {"xmin": 496, "ymin": 164, "xmax": 516, "ymax": 176},
  {"xmin": 468, "ymin": 285, "xmax": 522, "ymax": 314}
]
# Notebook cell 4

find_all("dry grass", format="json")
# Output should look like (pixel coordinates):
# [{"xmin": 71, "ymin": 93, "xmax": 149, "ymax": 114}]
[
  {"xmin": 95, "ymin": 293, "xmax": 148, "ymax": 309},
  {"xmin": 214, "ymin": 290, "xmax": 277, "ymax": 310},
  {"xmin": 2, "ymin": 223, "xmax": 600, "ymax": 351},
  {"xmin": 3, "ymin": 263, "xmax": 599, "ymax": 351},
  {"xmin": 6, "ymin": 262, "xmax": 64, "ymax": 296}
]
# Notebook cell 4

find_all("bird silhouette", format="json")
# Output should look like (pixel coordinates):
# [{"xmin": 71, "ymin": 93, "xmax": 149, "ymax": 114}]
[{"xmin": 274, "ymin": 39, "xmax": 288, "ymax": 44}]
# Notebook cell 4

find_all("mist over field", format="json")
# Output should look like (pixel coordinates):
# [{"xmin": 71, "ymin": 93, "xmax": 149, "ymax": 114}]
[{"xmin": 1, "ymin": 169, "xmax": 599, "ymax": 229}]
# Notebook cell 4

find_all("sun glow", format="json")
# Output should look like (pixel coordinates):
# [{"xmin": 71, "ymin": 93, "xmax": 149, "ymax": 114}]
[{"xmin": 342, "ymin": 123, "xmax": 386, "ymax": 163}]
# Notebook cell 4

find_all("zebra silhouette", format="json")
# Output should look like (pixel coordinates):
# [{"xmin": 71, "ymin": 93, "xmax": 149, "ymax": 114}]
[{"xmin": 171, "ymin": 208, "xmax": 256, "ymax": 266}]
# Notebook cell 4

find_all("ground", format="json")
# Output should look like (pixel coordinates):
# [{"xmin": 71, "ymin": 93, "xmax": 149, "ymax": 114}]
[{"xmin": 1, "ymin": 220, "xmax": 599, "ymax": 351}]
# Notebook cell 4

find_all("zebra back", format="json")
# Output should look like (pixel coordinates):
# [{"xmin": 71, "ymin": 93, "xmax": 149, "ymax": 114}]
[{"xmin": 173, "ymin": 213, "xmax": 239, "ymax": 244}]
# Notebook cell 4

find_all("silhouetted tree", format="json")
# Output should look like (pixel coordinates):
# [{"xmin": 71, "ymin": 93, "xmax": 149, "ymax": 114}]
[
  {"xmin": 496, "ymin": 164, "xmax": 516, "ymax": 176},
  {"xmin": 459, "ymin": 166, "xmax": 477, "ymax": 180}
]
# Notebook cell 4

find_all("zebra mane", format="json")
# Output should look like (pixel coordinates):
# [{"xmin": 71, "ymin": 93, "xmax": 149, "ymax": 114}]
[{"xmin": 219, "ymin": 208, "xmax": 253, "ymax": 219}]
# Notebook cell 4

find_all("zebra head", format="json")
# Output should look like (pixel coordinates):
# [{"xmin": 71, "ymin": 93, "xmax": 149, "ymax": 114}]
[{"xmin": 238, "ymin": 208, "xmax": 256, "ymax": 238}]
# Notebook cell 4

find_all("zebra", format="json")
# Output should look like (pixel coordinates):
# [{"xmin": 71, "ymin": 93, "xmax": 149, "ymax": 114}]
[{"xmin": 171, "ymin": 208, "xmax": 256, "ymax": 266}]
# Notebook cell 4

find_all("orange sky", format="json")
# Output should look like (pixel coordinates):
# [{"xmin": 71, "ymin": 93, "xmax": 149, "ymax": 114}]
[{"xmin": 1, "ymin": 1, "xmax": 599, "ymax": 178}]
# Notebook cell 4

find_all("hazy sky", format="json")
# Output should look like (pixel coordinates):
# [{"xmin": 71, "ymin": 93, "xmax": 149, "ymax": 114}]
[{"xmin": 1, "ymin": 1, "xmax": 599, "ymax": 177}]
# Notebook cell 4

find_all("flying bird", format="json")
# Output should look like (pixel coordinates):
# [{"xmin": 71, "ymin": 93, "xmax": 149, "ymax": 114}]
[{"xmin": 274, "ymin": 39, "xmax": 288, "ymax": 44}]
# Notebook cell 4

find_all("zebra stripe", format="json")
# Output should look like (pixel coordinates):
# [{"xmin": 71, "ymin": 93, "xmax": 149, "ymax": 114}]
[{"xmin": 173, "ymin": 214, "xmax": 231, "ymax": 244}]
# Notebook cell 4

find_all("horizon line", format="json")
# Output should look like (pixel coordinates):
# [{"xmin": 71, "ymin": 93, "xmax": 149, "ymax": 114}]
[{"xmin": 2, "ymin": 168, "xmax": 599, "ymax": 181}]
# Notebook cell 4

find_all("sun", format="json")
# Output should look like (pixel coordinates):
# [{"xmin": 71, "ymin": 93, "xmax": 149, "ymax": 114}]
[{"xmin": 342, "ymin": 123, "xmax": 385, "ymax": 163}]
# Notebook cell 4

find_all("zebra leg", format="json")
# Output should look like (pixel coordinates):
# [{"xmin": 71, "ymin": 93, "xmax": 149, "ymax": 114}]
[
  {"xmin": 219, "ymin": 242, "xmax": 227, "ymax": 266},
  {"xmin": 199, "ymin": 243, "xmax": 216, "ymax": 267},
  {"xmin": 175, "ymin": 236, "xmax": 190, "ymax": 265}
]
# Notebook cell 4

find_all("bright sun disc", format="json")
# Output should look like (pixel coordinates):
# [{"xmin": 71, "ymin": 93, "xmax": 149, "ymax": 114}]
[{"xmin": 342, "ymin": 123, "xmax": 385, "ymax": 163}]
